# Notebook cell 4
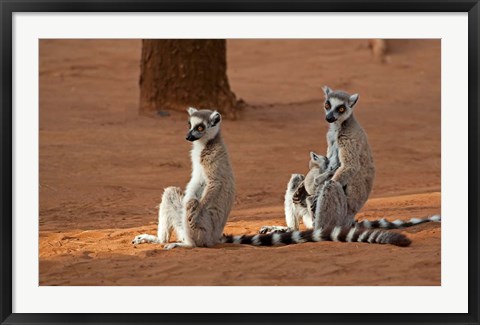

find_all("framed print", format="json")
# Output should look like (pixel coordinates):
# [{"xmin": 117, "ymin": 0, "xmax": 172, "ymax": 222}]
[{"xmin": 1, "ymin": 0, "xmax": 479, "ymax": 324}]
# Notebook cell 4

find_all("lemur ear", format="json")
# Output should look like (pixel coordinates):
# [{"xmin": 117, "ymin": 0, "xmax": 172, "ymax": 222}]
[
  {"xmin": 310, "ymin": 151, "xmax": 320, "ymax": 161},
  {"xmin": 349, "ymin": 94, "xmax": 359, "ymax": 107},
  {"xmin": 322, "ymin": 86, "xmax": 332, "ymax": 97},
  {"xmin": 187, "ymin": 107, "xmax": 198, "ymax": 116},
  {"xmin": 209, "ymin": 111, "xmax": 221, "ymax": 127}
]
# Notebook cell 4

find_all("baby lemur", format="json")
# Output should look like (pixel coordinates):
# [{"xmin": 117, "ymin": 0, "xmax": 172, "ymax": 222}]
[
  {"xmin": 297, "ymin": 151, "xmax": 334, "ymax": 216},
  {"xmin": 224, "ymin": 87, "xmax": 440, "ymax": 247},
  {"xmin": 132, "ymin": 108, "xmax": 235, "ymax": 250}
]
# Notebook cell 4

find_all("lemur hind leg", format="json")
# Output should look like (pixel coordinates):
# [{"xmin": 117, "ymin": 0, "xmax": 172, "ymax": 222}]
[
  {"xmin": 259, "ymin": 173, "xmax": 305, "ymax": 234},
  {"xmin": 158, "ymin": 187, "xmax": 185, "ymax": 242},
  {"xmin": 132, "ymin": 186, "xmax": 184, "ymax": 245},
  {"xmin": 165, "ymin": 198, "xmax": 216, "ymax": 249},
  {"xmin": 183, "ymin": 198, "xmax": 218, "ymax": 248},
  {"xmin": 314, "ymin": 180, "xmax": 350, "ymax": 229}
]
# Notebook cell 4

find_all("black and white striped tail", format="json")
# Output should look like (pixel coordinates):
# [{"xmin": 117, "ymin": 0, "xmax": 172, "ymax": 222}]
[
  {"xmin": 355, "ymin": 215, "xmax": 441, "ymax": 229},
  {"xmin": 222, "ymin": 226, "xmax": 412, "ymax": 247}
]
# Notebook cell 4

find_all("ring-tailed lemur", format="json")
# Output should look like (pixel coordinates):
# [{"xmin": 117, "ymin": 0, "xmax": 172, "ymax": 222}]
[
  {"xmin": 132, "ymin": 107, "xmax": 235, "ymax": 250},
  {"xmin": 291, "ymin": 151, "xmax": 441, "ymax": 231},
  {"xmin": 226, "ymin": 87, "xmax": 440, "ymax": 247}
]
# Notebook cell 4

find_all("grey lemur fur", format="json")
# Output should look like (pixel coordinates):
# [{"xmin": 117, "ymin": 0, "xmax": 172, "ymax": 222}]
[
  {"xmin": 224, "ymin": 87, "xmax": 440, "ymax": 247},
  {"xmin": 132, "ymin": 107, "xmax": 235, "ymax": 250}
]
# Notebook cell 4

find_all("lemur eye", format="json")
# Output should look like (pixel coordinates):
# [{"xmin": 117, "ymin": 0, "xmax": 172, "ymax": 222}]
[
  {"xmin": 196, "ymin": 125, "xmax": 204, "ymax": 132},
  {"xmin": 338, "ymin": 106, "xmax": 346, "ymax": 113},
  {"xmin": 325, "ymin": 102, "xmax": 331, "ymax": 110}
]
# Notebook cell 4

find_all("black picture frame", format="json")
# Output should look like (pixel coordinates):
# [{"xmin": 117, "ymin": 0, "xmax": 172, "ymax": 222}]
[{"xmin": 1, "ymin": 1, "xmax": 479, "ymax": 324}]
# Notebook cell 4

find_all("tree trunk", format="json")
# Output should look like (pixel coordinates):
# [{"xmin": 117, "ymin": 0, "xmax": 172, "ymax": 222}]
[{"xmin": 139, "ymin": 39, "xmax": 240, "ymax": 119}]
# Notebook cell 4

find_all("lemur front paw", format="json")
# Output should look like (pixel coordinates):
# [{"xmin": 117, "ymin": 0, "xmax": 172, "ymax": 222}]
[
  {"xmin": 186, "ymin": 198, "xmax": 200, "ymax": 213},
  {"xmin": 324, "ymin": 179, "xmax": 345, "ymax": 192}
]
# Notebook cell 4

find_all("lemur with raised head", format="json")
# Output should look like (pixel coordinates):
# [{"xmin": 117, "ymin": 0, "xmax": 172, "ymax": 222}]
[
  {"xmin": 225, "ymin": 87, "xmax": 440, "ymax": 247},
  {"xmin": 132, "ymin": 107, "xmax": 235, "ymax": 250}
]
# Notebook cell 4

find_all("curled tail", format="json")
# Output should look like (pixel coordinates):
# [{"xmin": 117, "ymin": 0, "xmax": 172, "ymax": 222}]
[
  {"xmin": 222, "ymin": 226, "xmax": 411, "ymax": 247},
  {"xmin": 355, "ymin": 215, "xmax": 441, "ymax": 229}
]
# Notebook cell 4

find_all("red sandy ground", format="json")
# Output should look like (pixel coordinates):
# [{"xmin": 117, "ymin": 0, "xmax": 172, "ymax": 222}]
[{"xmin": 39, "ymin": 39, "xmax": 441, "ymax": 285}]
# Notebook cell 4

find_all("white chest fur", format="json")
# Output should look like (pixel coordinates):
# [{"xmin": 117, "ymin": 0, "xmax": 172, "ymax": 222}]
[{"xmin": 184, "ymin": 142, "xmax": 208, "ymax": 203}]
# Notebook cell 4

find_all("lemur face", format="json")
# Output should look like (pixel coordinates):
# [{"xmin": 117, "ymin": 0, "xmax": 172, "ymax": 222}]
[
  {"xmin": 322, "ymin": 86, "xmax": 359, "ymax": 124},
  {"xmin": 186, "ymin": 107, "xmax": 222, "ymax": 142},
  {"xmin": 309, "ymin": 152, "xmax": 324, "ymax": 170}
]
